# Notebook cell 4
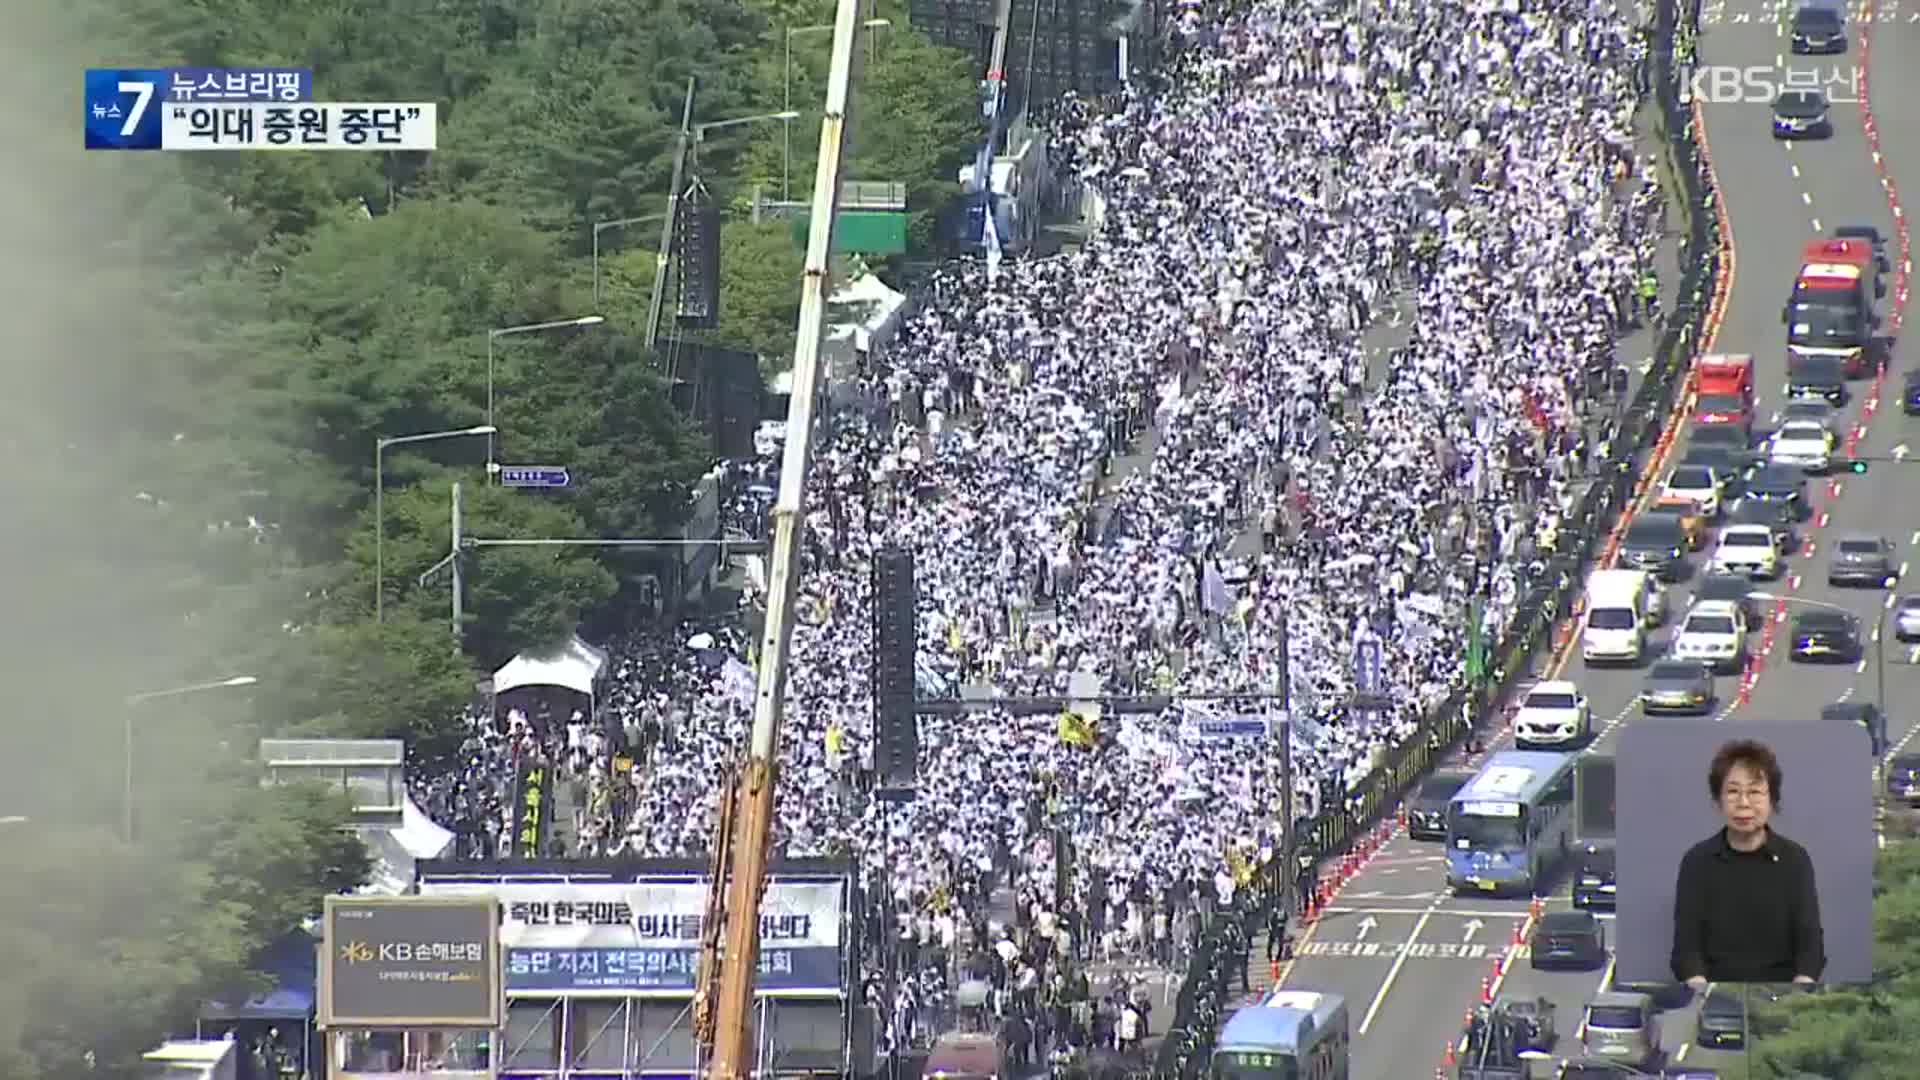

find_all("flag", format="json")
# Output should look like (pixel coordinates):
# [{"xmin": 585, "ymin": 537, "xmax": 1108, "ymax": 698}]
[
  {"xmin": 1057, "ymin": 710, "xmax": 1097, "ymax": 749},
  {"xmin": 1465, "ymin": 596, "xmax": 1489, "ymax": 684},
  {"xmin": 1203, "ymin": 560, "xmax": 1231, "ymax": 616},
  {"xmin": 983, "ymin": 191, "xmax": 1004, "ymax": 283}
]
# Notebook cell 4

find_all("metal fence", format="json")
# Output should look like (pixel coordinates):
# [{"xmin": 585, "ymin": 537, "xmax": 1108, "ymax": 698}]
[{"xmin": 1149, "ymin": 0, "xmax": 1723, "ymax": 1074}]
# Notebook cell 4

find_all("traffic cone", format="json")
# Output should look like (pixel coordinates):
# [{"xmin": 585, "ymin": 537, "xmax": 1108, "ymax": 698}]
[
  {"xmin": 1479, "ymin": 976, "xmax": 1493, "ymax": 1003},
  {"xmin": 1270, "ymin": 959, "xmax": 1281, "ymax": 983},
  {"xmin": 1443, "ymin": 1041, "xmax": 1457, "ymax": 1066}
]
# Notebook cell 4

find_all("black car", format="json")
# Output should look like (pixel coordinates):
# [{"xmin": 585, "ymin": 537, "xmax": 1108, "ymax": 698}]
[
  {"xmin": 1677, "ymin": 445, "xmax": 1751, "ymax": 486},
  {"xmin": 1822, "ymin": 701, "xmax": 1887, "ymax": 756},
  {"xmin": 1573, "ymin": 844, "xmax": 1617, "ymax": 910},
  {"xmin": 1786, "ymin": 353, "xmax": 1848, "ymax": 405},
  {"xmin": 1617, "ymin": 512, "xmax": 1689, "ymax": 581},
  {"xmin": 1695, "ymin": 983, "xmax": 1745, "ymax": 1049},
  {"xmin": 1726, "ymin": 496, "xmax": 1802, "ymax": 550},
  {"xmin": 1790, "ymin": 3, "xmax": 1847, "ymax": 53},
  {"xmin": 1828, "ymin": 533, "xmax": 1896, "ymax": 588},
  {"xmin": 1789, "ymin": 609, "xmax": 1864, "ymax": 663},
  {"xmin": 1742, "ymin": 467, "xmax": 1813, "ymax": 519},
  {"xmin": 1529, "ymin": 910, "xmax": 1607, "ymax": 970},
  {"xmin": 1695, "ymin": 572, "xmax": 1767, "ymax": 630},
  {"xmin": 1408, "ymin": 770, "xmax": 1472, "ymax": 840},
  {"xmin": 1886, "ymin": 752, "xmax": 1920, "ymax": 805},
  {"xmin": 1772, "ymin": 88, "xmax": 1832, "ymax": 139},
  {"xmin": 1905, "ymin": 370, "xmax": 1920, "ymax": 415},
  {"xmin": 1641, "ymin": 660, "xmax": 1715, "ymax": 715}
]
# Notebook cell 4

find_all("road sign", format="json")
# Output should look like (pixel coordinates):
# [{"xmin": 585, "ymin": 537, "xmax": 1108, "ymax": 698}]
[
  {"xmin": 499, "ymin": 465, "xmax": 571, "ymax": 488},
  {"xmin": 319, "ymin": 895, "xmax": 501, "ymax": 1028}
]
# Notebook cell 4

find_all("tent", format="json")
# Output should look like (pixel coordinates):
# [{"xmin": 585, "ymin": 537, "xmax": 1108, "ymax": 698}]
[
  {"xmin": 829, "ymin": 272, "xmax": 908, "ymax": 351},
  {"xmin": 354, "ymin": 798, "xmax": 455, "ymax": 896},
  {"xmin": 201, "ymin": 931, "xmax": 316, "ymax": 1022},
  {"xmin": 492, "ymin": 633, "xmax": 608, "ymax": 696}
]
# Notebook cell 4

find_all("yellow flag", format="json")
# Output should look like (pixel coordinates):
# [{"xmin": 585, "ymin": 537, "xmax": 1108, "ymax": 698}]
[{"xmin": 1057, "ymin": 711, "xmax": 1097, "ymax": 749}]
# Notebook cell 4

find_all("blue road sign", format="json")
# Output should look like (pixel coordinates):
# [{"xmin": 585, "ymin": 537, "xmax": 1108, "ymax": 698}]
[{"xmin": 499, "ymin": 466, "xmax": 571, "ymax": 489}]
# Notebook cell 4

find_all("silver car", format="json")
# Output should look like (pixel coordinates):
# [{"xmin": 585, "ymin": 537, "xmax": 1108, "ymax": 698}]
[
  {"xmin": 1895, "ymin": 595, "xmax": 1920, "ymax": 641},
  {"xmin": 1582, "ymin": 991, "xmax": 1661, "ymax": 1065},
  {"xmin": 1780, "ymin": 398, "xmax": 1839, "ymax": 434},
  {"xmin": 1829, "ymin": 534, "xmax": 1896, "ymax": 588}
]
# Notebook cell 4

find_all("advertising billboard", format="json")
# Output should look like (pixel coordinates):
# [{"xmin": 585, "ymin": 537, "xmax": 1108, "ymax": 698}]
[
  {"xmin": 319, "ymin": 895, "xmax": 502, "ymax": 1028},
  {"xmin": 418, "ymin": 879, "xmax": 845, "ymax": 995}
]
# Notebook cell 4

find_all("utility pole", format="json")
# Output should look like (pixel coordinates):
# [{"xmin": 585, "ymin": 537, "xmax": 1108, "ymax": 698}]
[
  {"xmin": 646, "ymin": 78, "xmax": 697, "ymax": 355},
  {"xmin": 451, "ymin": 482, "xmax": 464, "ymax": 641}
]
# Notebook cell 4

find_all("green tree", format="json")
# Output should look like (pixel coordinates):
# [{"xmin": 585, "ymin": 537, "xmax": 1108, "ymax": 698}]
[
  {"xmin": 265, "ymin": 615, "xmax": 479, "ymax": 769},
  {"xmin": 702, "ymin": 220, "xmax": 807, "ymax": 364},
  {"xmin": 734, "ymin": 0, "xmax": 978, "ymax": 251},
  {"xmin": 348, "ymin": 480, "xmax": 619, "ymax": 665},
  {"xmin": 1747, "ymin": 839, "xmax": 1920, "ymax": 1077}
]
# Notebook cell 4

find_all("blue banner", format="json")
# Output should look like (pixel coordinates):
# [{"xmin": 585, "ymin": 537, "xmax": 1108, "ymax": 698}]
[{"xmin": 505, "ymin": 945, "xmax": 841, "ymax": 993}]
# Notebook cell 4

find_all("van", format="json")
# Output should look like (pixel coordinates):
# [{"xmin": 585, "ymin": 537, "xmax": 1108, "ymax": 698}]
[
  {"xmin": 1582, "ymin": 569, "xmax": 1664, "ymax": 664},
  {"xmin": 1581, "ymin": 990, "xmax": 1661, "ymax": 1065}
]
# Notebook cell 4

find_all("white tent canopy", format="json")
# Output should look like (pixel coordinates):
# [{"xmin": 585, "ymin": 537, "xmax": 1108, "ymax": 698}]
[
  {"xmin": 394, "ymin": 795, "xmax": 455, "ymax": 860},
  {"xmin": 492, "ymin": 633, "xmax": 608, "ymax": 696}
]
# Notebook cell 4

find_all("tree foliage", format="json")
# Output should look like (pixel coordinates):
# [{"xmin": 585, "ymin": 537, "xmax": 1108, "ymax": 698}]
[{"xmin": 1747, "ymin": 837, "xmax": 1920, "ymax": 1077}]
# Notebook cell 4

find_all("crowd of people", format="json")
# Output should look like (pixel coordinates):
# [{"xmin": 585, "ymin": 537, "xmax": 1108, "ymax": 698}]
[{"xmin": 421, "ymin": 0, "xmax": 1671, "ymax": 1060}]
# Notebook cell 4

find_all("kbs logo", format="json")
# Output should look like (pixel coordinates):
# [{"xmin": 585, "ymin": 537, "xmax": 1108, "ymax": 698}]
[{"xmin": 1679, "ymin": 64, "xmax": 1862, "ymax": 103}]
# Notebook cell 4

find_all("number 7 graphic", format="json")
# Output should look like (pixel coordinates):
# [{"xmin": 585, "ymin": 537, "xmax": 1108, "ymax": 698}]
[{"xmin": 118, "ymin": 81, "xmax": 153, "ymax": 137}]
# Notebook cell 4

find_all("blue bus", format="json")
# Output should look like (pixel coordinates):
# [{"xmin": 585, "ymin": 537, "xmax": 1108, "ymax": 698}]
[
  {"xmin": 1446, "ymin": 751, "xmax": 1579, "ymax": 896},
  {"xmin": 1211, "ymin": 990, "xmax": 1349, "ymax": 1080}
]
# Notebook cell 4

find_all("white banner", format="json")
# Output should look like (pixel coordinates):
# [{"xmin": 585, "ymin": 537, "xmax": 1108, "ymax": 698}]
[
  {"xmin": 419, "ymin": 880, "xmax": 843, "ymax": 950},
  {"xmin": 162, "ymin": 101, "xmax": 438, "ymax": 151}
]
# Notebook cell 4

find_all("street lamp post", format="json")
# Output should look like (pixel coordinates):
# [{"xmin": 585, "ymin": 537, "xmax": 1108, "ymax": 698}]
[
  {"xmin": 123, "ymin": 676, "xmax": 259, "ymax": 841},
  {"xmin": 593, "ymin": 215, "xmax": 668, "ymax": 308},
  {"xmin": 1750, "ymin": 590, "xmax": 1889, "ymax": 747},
  {"xmin": 644, "ymin": 100, "xmax": 803, "ymax": 352},
  {"xmin": 486, "ymin": 316, "xmax": 605, "ymax": 474},
  {"xmin": 375, "ymin": 425, "xmax": 496, "ymax": 623},
  {"xmin": 784, "ymin": 20, "xmax": 890, "ymax": 201}
]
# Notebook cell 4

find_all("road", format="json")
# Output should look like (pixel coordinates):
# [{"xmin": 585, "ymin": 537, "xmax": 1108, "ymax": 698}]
[{"xmin": 1269, "ymin": 0, "xmax": 1918, "ymax": 1075}]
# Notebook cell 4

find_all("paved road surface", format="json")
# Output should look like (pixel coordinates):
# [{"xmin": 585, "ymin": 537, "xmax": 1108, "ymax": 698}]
[{"xmin": 1270, "ymin": 0, "xmax": 1918, "ymax": 1074}]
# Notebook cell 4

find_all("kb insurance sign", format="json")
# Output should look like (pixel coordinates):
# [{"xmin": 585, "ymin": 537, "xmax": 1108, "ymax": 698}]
[{"xmin": 319, "ymin": 896, "xmax": 502, "ymax": 1028}]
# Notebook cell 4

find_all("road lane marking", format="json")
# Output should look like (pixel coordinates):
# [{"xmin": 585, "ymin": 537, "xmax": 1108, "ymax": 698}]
[
  {"xmin": 1325, "ymin": 906, "xmax": 1541, "ymax": 918},
  {"xmin": 1358, "ymin": 901, "xmax": 1438, "ymax": 1034},
  {"xmin": 1293, "ymin": 939, "xmax": 1495, "ymax": 961}
]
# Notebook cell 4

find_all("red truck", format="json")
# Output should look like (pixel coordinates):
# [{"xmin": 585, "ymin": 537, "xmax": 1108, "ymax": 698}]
[
  {"xmin": 1785, "ymin": 236, "xmax": 1882, "ymax": 378},
  {"xmin": 1691, "ymin": 353, "xmax": 1756, "ymax": 436}
]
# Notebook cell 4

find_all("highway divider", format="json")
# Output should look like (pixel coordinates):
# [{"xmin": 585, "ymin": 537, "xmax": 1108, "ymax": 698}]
[{"xmin": 1151, "ymin": 1, "xmax": 1725, "ymax": 1075}]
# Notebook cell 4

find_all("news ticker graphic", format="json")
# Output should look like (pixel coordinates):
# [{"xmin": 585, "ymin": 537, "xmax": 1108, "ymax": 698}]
[
  {"xmin": 164, "ymin": 103, "xmax": 438, "ymax": 151},
  {"xmin": 86, "ymin": 68, "xmax": 434, "ymax": 151}
]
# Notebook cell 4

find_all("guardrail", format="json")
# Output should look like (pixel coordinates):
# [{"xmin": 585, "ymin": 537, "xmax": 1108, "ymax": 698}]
[{"xmin": 1149, "ymin": 0, "xmax": 1722, "ymax": 1074}]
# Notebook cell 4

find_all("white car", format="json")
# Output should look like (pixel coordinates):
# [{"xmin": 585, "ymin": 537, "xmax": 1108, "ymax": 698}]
[
  {"xmin": 1662, "ymin": 465, "xmax": 1724, "ymax": 518},
  {"xmin": 1513, "ymin": 680, "xmax": 1593, "ymax": 749},
  {"xmin": 1671, "ymin": 600, "xmax": 1749, "ymax": 674},
  {"xmin": 1768, "ymin": 421, "xmax": 1833, "ymax": 473},
  {"xmin": 1709, "ymin": 524, "xmax": 1783, "ymax": 579}
]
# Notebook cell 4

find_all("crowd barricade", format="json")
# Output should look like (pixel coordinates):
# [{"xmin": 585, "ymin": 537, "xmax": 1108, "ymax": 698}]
[{"xmin": 1147, "ymin": 1, "xmax": 1722, "ymax": 1075}]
